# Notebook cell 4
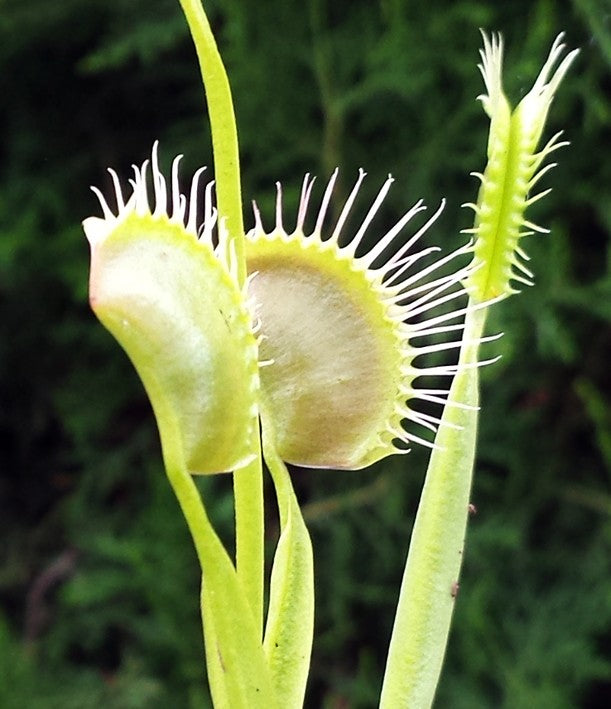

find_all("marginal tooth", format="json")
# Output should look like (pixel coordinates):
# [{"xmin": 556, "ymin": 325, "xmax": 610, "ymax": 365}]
[
  {"xmin": 90, "ymin": 186, "xmax": 115, "ymax": 220},
  {"xmin": 107, "ymin": 168, "xmax": 125, "ymax": 211}
]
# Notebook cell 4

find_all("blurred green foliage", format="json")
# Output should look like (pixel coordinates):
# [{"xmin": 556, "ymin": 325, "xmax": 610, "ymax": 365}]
[{"xmin": 1, "ymin": 0, "xmax": 610, "ymax": 706}]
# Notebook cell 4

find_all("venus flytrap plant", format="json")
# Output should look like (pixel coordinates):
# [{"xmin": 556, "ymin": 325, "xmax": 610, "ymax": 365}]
[
  {"xmin": 85, "ymin": 150, "xmax": 278, "ymax": 707},
  {"xmin": 83, "ymin": 0, "xmax": 577, "ymax": 704},
  {"xmin": 465, "ymin": 32, "xmax": 578, "ymax": 302},
  {"xmin": 381, "ymin": 32, "xmax": 578, "ymax": 708},
  {"xmin": 246, "ymin": 173, "xmax": 476, "ymax": 469}
]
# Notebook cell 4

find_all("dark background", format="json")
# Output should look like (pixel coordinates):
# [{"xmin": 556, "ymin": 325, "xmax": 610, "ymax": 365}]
[{"xmin": 1, "ymin": 0, "xmax": 610, "ymax": 706}]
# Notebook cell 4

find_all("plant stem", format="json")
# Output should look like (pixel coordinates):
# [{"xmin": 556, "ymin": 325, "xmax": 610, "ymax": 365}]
[
  {"xmin": 380, "ymin": 304, "xmax": 488, "ymax": 708},
  {"xmin": 164, "ymin": 452, "xmax": 215, "ymax": 570},
  {"xmin": 178, "ymin": 0, "xmax": 264, "ymax": 633},
  {"xmin": 178, "ymin": 0, "xmax": 245, "ymax": 284},
  {"xmin": 233, "ymin": 437, "xmax": 265, "ymax": 640}
]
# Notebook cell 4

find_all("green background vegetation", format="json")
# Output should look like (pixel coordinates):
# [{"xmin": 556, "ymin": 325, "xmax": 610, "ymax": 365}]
[{"xmin": 1, "ymin": 0, "xmax": 610, "ymax": 706}]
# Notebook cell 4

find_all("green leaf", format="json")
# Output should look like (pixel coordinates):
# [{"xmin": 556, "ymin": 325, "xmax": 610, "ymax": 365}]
[
  {"xmin": 464, "ymin": 33, "xmax": 578, "ymax": 301},
  {"xmin": 84, "ymin": 163, "xmax": 259, "ymax": 475},
  {"xmin": 262, "ymin": 415, "xmax": 314, "ymax": 708},
  {"xmin": 380, "ymin": 306, "xmax": 486, "ymax": 709},
  {"xmin": 159, "ymin": 427, "xmax": 278, "ymax": 709},
  {"xmin": 200, "ymin": 567, "xmax": 278, "ymax": 709}
]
